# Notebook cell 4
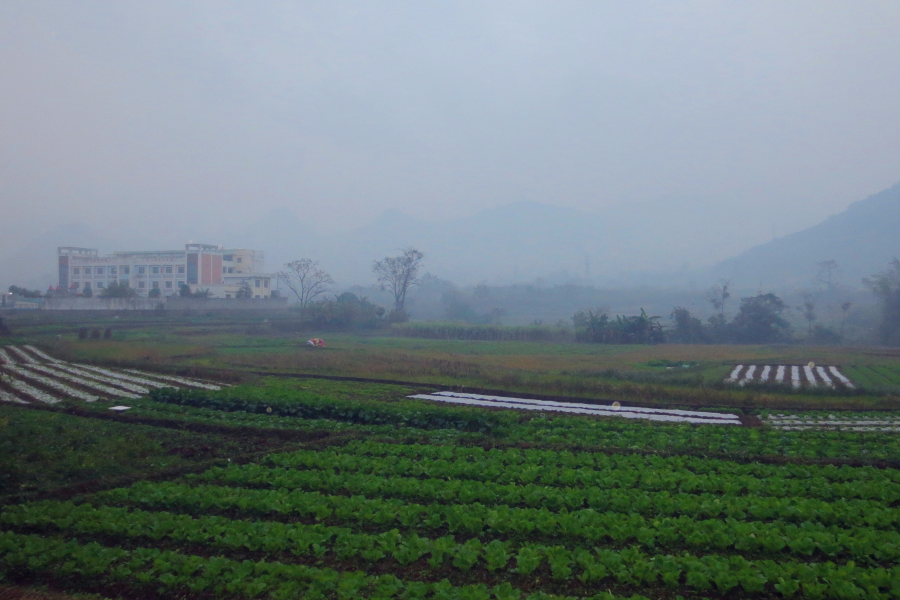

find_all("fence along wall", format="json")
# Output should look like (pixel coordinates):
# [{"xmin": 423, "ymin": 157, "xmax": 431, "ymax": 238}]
[{"xmin": 39, "ymin": 297, "xmax": 289, "ymax": 311}]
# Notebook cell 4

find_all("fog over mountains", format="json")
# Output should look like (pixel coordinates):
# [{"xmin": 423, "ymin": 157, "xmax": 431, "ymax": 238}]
[
  {"xmin": 8, "ymin": 183, "xmax": 899, "ymax": 294},
  {"xmin": 250, "ymin": 182, "xmax": 899, "ymax": 291},
  {"xmin": 710, "ymin": 183, "xmax": 900, "ymax": 289}
]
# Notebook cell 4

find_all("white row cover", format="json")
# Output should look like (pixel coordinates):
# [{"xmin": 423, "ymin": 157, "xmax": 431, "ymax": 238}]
[
  {"xmin": 0, "ymin": 345, "xmax": 224, "ymax": 404},
  {"xmin": 725, "ymin": 364, "xmax": 854, "ymax": 389},
  {"xmin": 409, "ymin": 393, "xmax": 741, "ymax": 425},
  {"xmin": 432, "ymin": 391, "xmax": 740, "ymax": 420}
]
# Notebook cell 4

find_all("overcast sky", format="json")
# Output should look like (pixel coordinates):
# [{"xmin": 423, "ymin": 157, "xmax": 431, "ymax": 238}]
[{"xmin": 2, "ymin": 2, "xmax": 899, "ymax": 286}]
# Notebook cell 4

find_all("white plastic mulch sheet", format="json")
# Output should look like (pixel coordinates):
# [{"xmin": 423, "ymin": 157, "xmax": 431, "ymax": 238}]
[
  {"xmin": 122, "ymin": 369, "xmax": 223, "ymax": 390},
  {"xmin": 409, "ymin": 391, "xmax": 741, "ymax": 425},
  {"xmin": 27, "ymin": 364, "xmax": 142, "ymax": 400},
  {"xmin": 766, "ymin": 413, "xmax": 900, "ymax": 432},
  {"xmin": 0, "ymin": 345, "xmax": 225, "ymax": 404},
  {"xmin": 724, "ymin": 364, "xmax": 854, "ymax": 389},
  {"xmin": 5, "ymin": 346, "xmax": 38, "ymax": 364},
  {"xmin": 0, "ymin": 389, "xmax": 28, "ymax": 404}
]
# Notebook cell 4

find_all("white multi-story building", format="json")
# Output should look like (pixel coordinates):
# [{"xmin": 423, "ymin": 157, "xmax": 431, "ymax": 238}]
[{"xmin": 58, "ymin": 244, "xmax": 275, "ymax": 298}]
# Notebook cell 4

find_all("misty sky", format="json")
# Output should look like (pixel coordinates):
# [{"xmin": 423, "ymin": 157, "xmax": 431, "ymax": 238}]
[{"xmin": 2, "ymin": 2, "xmax": 900, "ymax": 287}]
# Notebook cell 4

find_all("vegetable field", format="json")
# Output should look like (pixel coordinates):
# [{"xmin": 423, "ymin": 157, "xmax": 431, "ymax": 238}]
[
  {"xmin": 5, "ymin": 437, "xmax": 900, "ymax": 600},
  {"xmin": 2, "ymin": 331, "xmax": 900, "ymax": 598}
]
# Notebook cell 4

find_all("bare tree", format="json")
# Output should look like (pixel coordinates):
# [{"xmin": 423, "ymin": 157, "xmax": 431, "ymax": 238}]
[
  {"xmin": 798, "ymin": 292, "xmax": 816, "ymax": 339},
  {"xmin": 815, "ymin": 260, "xmax": 841, "ymax": 292},
  {"xmin": 705, "ymin": 279, "xmax": 731, "ymax": 322},
  {"xmin": 840, "ymin": 301, "xmax": 852, "ymax": 337},
  {"xmin": 372, "ymin": 248, "xmax": 424, "ymax": 313},
  {"xmin": 278, "ymin": 259, "xmax": 335, "ymax": 319}
]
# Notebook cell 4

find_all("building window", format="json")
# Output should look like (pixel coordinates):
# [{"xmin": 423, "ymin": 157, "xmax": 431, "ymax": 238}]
[
  {"xmin": 138, "ymin": 281, "xmax": 145, "ymax": 289},
  {"xmin": 110, "ymin": 267, "xmax": 117, "ymax": 275},
  {"xmin": 176, "ymin": 280, "xmax": 184, "ymax": 288},
  {"xmin": 73, "ymin": 268, "xmax": 80, "ymax": 275},
  {"xmin": 137, "ymin": 266, "xmax": 146, "ymax": 275},
  {"xmin": 123, "ymin": 266, "xmax": 130, "ymax": 274},
  {"xmin": 264, "ymin": 280, "xmax": 269, "ymax": 288},
  {"xmin": 227, "ymin": 267, "xmax": 233, "ymax": 273},
  {"xmin": 84, "ymin": 267, "xmax": 92, "ymax": 275},
  {"xmin": 165, "ymin": 281, "xmax": 173, "ymax": 289},
  {"xmin": 237, "ymin": 257, "xmax": 242, "ymax": 263},
  {"xmin": 225, "ymin": 294, "xmax": 232, "ymax": 298},
  {"xmin": 223, "ymin": 255, "xmax": 233, "ymax": 261},
  {"xmin": 97, "ymin": 282, "xmax": 105, "ymax": 288},
  {"xmin": 152, "ymin": 282, "xmax": 159, "ymax": 289},
  {"xmin": 96, "ymin": 267, "xmax": 104, "ymax": 275},
  {"xmin": 165, "ymin": 266, "xmax": 172, "ymax": 274},
  {"xmin": 151, "ymin": 266, "xmax": 160, "ymax": 274}
]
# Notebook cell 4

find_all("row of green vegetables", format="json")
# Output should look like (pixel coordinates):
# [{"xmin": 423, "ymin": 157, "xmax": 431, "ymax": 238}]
[
  {"xmin": 95, "ymin": 481, "xmax": 897, "ymax": 563},
  {"xmin": 198, "ymin": 464, "xmax": 898, "ymax": 528},
  {"xmin": 117, "ymin": 396, "xmax": 394, "ymax": 434},
  {"xmin": 501, "ymin": 413, "xmax": 900, "ymax": 459},
  {"xmin": 148, "ymin": 387, "xmax": 516, "ymax": 434},
  {"xmin": 335, "ymin": 441, "xmax": 900, "ymax": 484},
  {"xmin": 260, "ymin": 449, "xmax": 900, "ymax": 501},
  {"xmin": 0, "ymin": 530, "xmax": 610, "ymax": 600},
  {"xmin": 147, "ymin": 384, "xmax": 900, "ymax": 461},
  {"xmin": 2, "ymin": 504, "xmax": 896, "ymax": 599}
]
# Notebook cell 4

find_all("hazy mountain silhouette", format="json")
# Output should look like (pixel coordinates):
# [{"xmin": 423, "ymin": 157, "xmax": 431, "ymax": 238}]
[{"xmin": 711, "ymin": 183, "xmax": 900, "ymax": 289}]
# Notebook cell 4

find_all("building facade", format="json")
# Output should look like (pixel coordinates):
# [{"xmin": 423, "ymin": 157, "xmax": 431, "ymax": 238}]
[{"xmin": 58, "ymin": 244, "xmax": 275, "ymax": 298}]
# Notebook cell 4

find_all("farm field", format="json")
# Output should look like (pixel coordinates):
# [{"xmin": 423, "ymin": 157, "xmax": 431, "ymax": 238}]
[
  {"xmin": 2, "ymin": 313, "xmax": 900, "ymax": 598},
  {"xmin": 4, "ymin": 368, "xmax": 900, "ymax": 599},
  {"xmin": 2, "ymin": 311, "xmax": 900, "ymax": 411}
]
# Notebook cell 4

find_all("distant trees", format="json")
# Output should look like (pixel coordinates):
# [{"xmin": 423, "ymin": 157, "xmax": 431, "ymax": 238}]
[
  {"xmin": 305, "ymin": 292, "xmax": 386, "ymax": 329},
  {"xmin": 148, "ymin": 288, "xmax": 161, "ymax": 298},
  {"xmin": 278, "ymin": 259, "xmax": 335, "ymax": 320},
  {"xmin": 99, "ymin": 281, "xmax": 137, "ymax": 299},
  {"xmin": 178, "ymin": 284, "xmax": 211, "ymax": 299},
  {"xmin": 730, "ymin": 293, "xmax": 792, "ymax": 343},
  {"xmin": 864, "ymin": 258, "xmax": 900, "ymax": 345},
  {"xmin": 573, "ymin": 308, "xmax": 664, "ymax": 344},
  {"xmin": 441, "ymin": 289, "xmax": 505, "ymax": 325},
  {"xmin": 8, "ymin": 286, "xmax": 42, "ymax": 299},
  {"xmin": 372, "ymin": 248, "xmax": 424, "ymax": 320},
  {"xmin": 669, "ymin": 307, "xmax": 705, "ymax": 343}
]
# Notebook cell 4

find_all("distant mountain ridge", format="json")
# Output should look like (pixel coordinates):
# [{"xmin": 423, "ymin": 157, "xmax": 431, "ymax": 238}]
[{"xmin": 710, "ymin": 183, "xmax": 900, "ymax": 289}]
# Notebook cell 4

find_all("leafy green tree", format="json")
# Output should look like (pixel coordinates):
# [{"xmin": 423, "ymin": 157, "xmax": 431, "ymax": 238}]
[
  {"xmin": 81, "ymin": 286, "xmax": 93, "ymax": 298},
  {"xmin": 305, "ymin": 292, "xmax": 386, "ymax": 329},
  {"xmin": 235, "ymin": 284, "xmax": 253, "ymax": 299},
  {"xmin": 669, "ymin": 307, "xmax": 705, "ymax": 343},
  {"xmin": 863, "ymin": 258, "xmax": 900, "ymax": 345},
  {"xmin": 148, "ymin": 288, "xmax": 161, "ymax": 298},
  {"xmin": 730, "ymin": 293, "xmax": 791, "ymax": 343}
]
